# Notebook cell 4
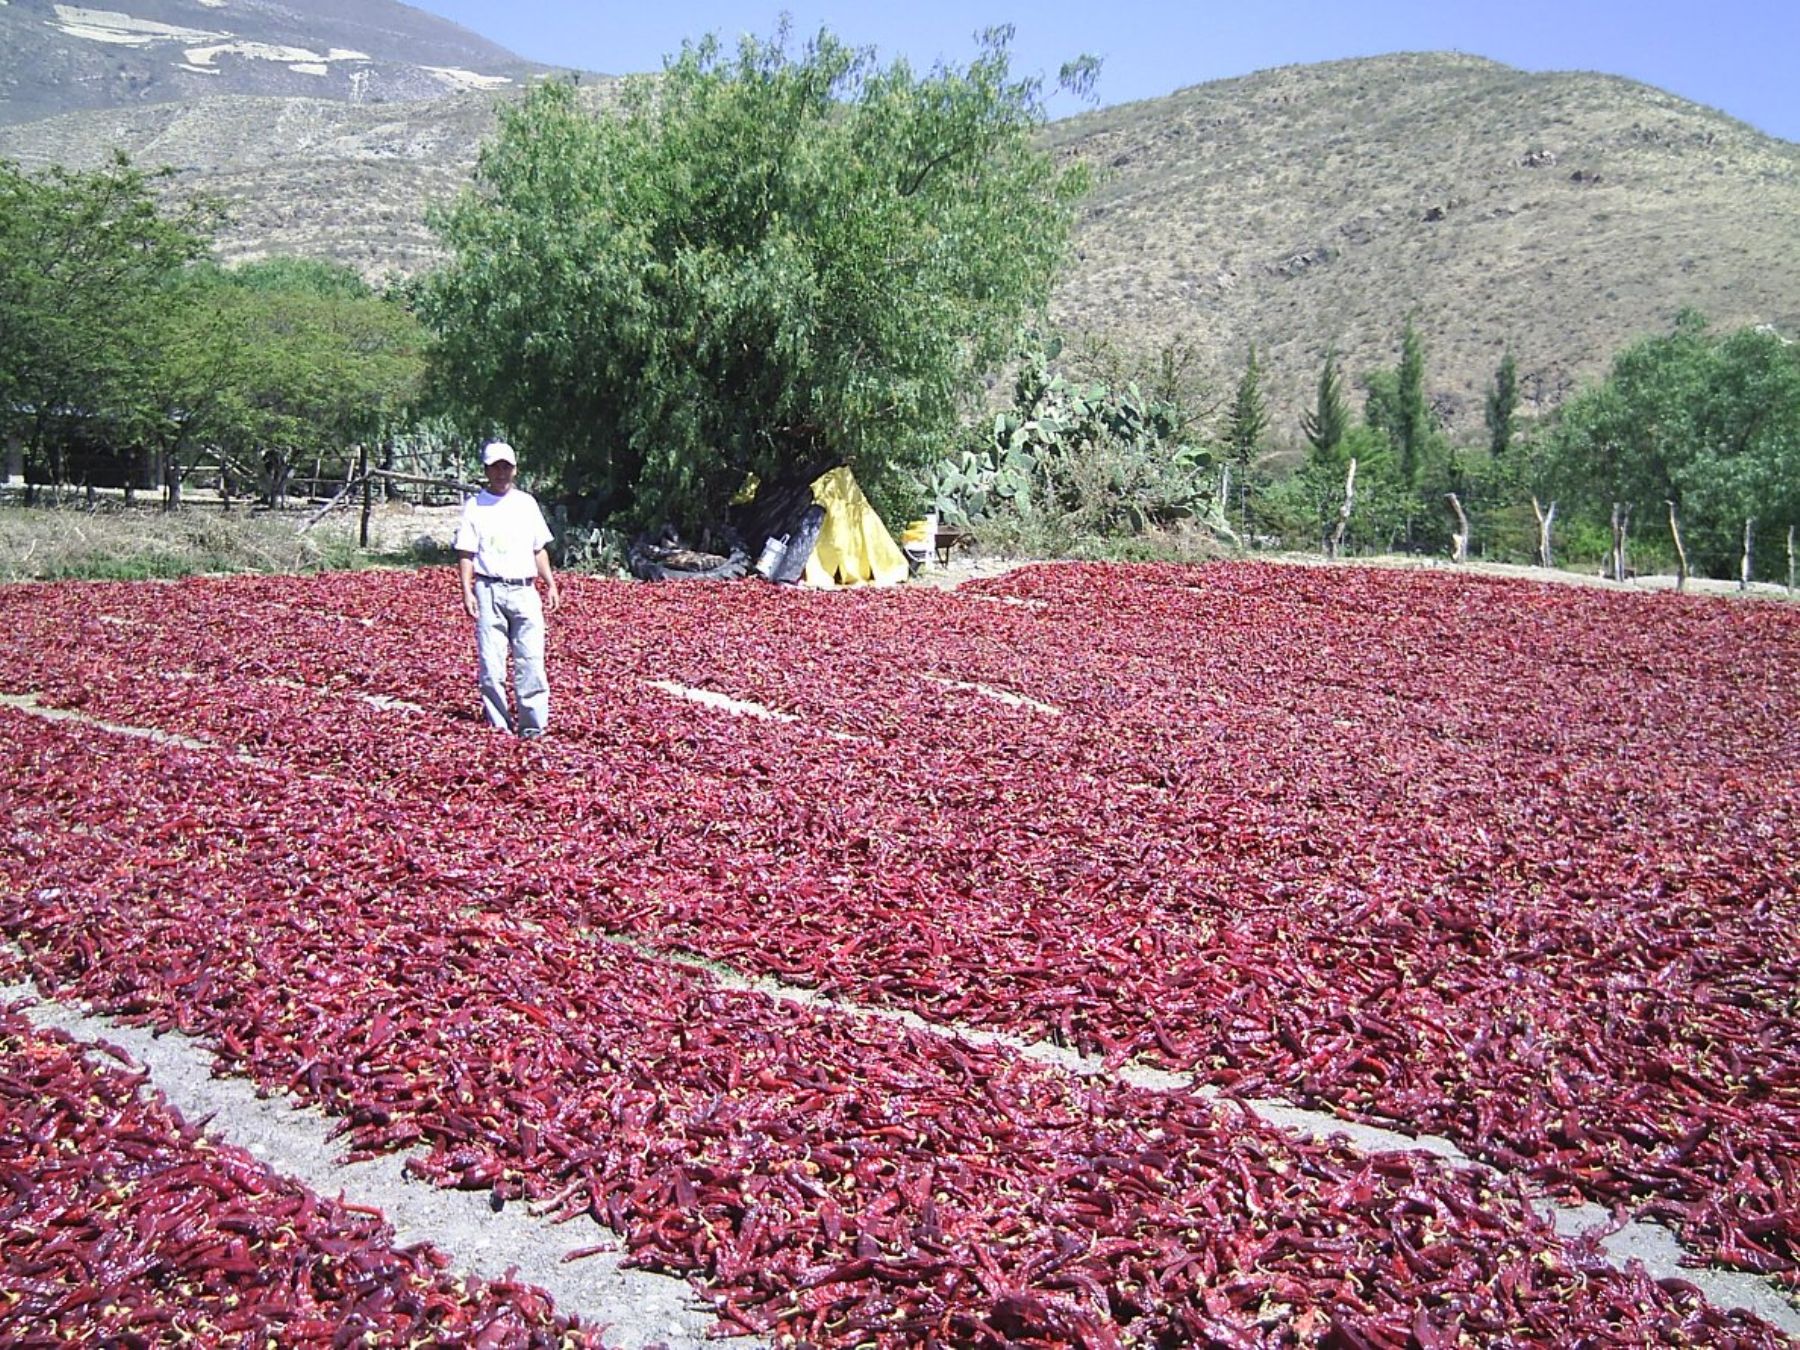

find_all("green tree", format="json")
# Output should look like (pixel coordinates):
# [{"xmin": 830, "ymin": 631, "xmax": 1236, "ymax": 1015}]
[
  {"xmin": 1542, "ymin": 311, "xmax": 1800, "ymax": 575},
  {"xmin": 1392, "ymin": 317, "xmax": 1432, "ymax": 489},
  {"xmin": 0, "ymin": 154, "xmax": 215, "ymax": 486},
  {"xmin": 1266, "ymin": 423, "xmax": 1407, "ymax": 554},
  {"xmin": 121, "ymin": 260, "xmax": 426, "ymax": 507},
  {"xmin": 1485, "ymin": 351, "xmax": 1518, "ymax": 457},
  {"xmin": 1359, "ymin": 318, "xmax": 1442, "ymax": 547},
  {"xmin": 1300, "ymin": 345, "xmax": 1348, "ymax": 456},
  {"xmin": 1226, "ymin": 342, "xmax": 1267, "ymax": 470},
  {"xmin": 225, "ymin": 255, "xmax": 376, "ymax": 298},
  {"xmin": 1365, "ymin": 321, "xmax": 1436, "ymax": 492},
  {"xmin": 216, "ymin": 261, "xmax": 425, "ymax": 505},
  {"xmin": 417, "ymin": 25, "xmax": 1093, "ymax": 533},
  {"xmin": 114, "ymin": 265, "xmax": 250, "ymax": 507}
]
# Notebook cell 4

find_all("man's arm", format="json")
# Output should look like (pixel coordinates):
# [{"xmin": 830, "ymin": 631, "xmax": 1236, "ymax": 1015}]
[
  {"xmin": 458, "ymin": 552, "xmax": 478, "ymax": 618},
  {"xmin": 534, "ymin": 548, "xmax": 561, "ymax": 615}
]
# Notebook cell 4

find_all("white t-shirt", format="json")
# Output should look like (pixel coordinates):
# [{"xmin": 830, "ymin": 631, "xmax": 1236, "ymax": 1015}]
[{"xmin": 454, "ymin": 488, "xmax": 553, "ymax": 581}]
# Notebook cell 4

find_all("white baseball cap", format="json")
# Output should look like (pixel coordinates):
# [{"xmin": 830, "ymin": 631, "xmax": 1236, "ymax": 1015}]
[{"xmin": 482, "ymin": 440, "xmax": 517, "ymax": 467}]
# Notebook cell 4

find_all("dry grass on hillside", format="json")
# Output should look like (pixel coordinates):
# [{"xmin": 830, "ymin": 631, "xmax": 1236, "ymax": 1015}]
[{"xmin": 1045, "ymin": 53, "xmax": 1800, "ymax": 441}]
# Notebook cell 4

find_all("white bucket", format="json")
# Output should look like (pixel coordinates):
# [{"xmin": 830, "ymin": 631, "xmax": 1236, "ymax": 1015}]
[{"xmin": 754, "ymin": 535, "xmax": 789, "ymax": 580}]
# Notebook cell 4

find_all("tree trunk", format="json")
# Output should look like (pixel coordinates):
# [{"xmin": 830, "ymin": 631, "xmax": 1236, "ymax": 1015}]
[
  {"xmin": 125, "ymin": 445, "xmax": 151, "ymax": 505},
  {"xmin": 1327, "ymin": 458, "xmax": 1358, "ymax": 560},
  {"xmin": 268, "ymin": 452, "xmax": 290, "ymax": 511},
  {"xmin": 359, "ymin": 443, "xmax": 373, "ymax": 550},
  {"xmin": 4, "ymin": 431, "xmax": 23, "ymax": 487},
  {"xmin": 1531, "ymin": 496, "xmax": 1556, "ymax": 568},
  {"xmin": 161, "ymin": 446, "xmax": 183, "ymax": 511},
  {"xmin": 39, "ymin": 410, "xmax": 63, "ymax": 499},
  {"xmin": 1666, "ymin": 500, "xmax": 1688, "ymax": 592},
  {"xmin": 1740, "ymin": 517, "xmax": 1755, "ymax": 592},
  {"xmin": 1445, "ymin": 493, "xmax": 1470, "ymax": 564},
  {"xmin": 1609, "ymin": 501, "xmax": 1631, "ymax": 582},
  {"xmin": 1788, "ymin": 525, "xmax": 1795, "ymax": 598}
]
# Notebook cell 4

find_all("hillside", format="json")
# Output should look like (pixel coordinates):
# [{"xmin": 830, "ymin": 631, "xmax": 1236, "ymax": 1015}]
[
  {"xmin": 0, "ymin": 89, "xmax": 512, "ymax": 275},
  {"xmin": 3, "ymin": 43, "xmax": 1797, "ymax": 441},
  {"xmin": 0, "ymin": 0, "xmax": 549, "ymax": 125},
  {"xmin": 1046, "ymin": 52, "xmax": 1800, "ymax": 437}
]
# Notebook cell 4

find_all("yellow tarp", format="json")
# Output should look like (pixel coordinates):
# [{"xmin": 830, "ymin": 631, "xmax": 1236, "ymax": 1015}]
[{"xmin": 801, "ymin": 466, "xmax": 911, "ymax": 589}]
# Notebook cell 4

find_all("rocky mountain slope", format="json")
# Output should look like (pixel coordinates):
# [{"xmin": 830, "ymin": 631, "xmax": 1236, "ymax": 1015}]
[
  {"xmin": 4, "ymin": 19, "xmax": 1796, "ymax": 441},
  {"xmin": 1045, "ymin": 52, "xmax": 1800, "ymax": 435},
  {"xmin": 0, "ymin": 0, "xmax": 548, "ymax": 124}
]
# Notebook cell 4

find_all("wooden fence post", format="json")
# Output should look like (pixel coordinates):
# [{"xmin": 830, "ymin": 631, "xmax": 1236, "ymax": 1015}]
[
  {"xmin": 1445, "ymin": 493, "xmax": 1470, "ymax": 564},
  {"xmin": 1666, "ymin": 500, "xmax": 1688, "ymax": 592},
  {"xmin": 1327, "ymin": 458, "xmax": 1357, "ymax": 560}
]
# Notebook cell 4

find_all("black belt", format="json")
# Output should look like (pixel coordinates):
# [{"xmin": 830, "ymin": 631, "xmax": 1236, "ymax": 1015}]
[{"xmin": 475, "ymin": 574, "xmax": 533, "ymax": 585}]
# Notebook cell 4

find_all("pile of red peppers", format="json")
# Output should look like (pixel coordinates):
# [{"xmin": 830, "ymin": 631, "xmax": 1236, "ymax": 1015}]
[
  {"xmin": 0, "ymin": 1008, "xmax": 597, "ymax": 1345},
  {"xmin": 0, "ymin": 560, "xmax": 1794, "ymax": 1345}
]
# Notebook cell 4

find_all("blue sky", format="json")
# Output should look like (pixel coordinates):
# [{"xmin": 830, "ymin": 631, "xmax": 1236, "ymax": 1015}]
[{"xmin": 412, "ymin": 0, "xmax": 1800, "ymax": 142}]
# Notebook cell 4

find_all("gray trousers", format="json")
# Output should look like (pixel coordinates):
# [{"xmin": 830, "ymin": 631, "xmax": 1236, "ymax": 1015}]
[{"xmin": 474, "ymin": 579, "xmax": 548, "ymax": 734}]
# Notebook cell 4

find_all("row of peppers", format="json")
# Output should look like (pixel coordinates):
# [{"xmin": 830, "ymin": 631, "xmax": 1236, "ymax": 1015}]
[
  {"xmin": 0, "ymin": 1005, "xmax": 596, "ymax": 1347},
  {"xmin": 3, "ymin": 564, "xmax": 1796, "ymax": 1283},
  {"xmin": 0, "ymin": 708, "xmax": 1788, "ymax": 1345}
]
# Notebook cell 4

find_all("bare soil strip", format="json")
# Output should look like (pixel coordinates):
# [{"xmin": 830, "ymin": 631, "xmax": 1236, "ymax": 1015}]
[
  {"xmin": 645, "ymin": 679, "xmax": 799, "ymax": 723},
  {"xmin": 645, "ymin": 679, "xmax": 868, "ymax": 743},
  {"xmin": 265, "ymin": 676, "xmax": 426, "ymax": 714},
  {"xmin": 6, "ymin": 693, "xmax": 1797, "ymax": 1335},
  {"xmin": 0, "ymin": 690, "xmax": 211, "ymax": 751}
]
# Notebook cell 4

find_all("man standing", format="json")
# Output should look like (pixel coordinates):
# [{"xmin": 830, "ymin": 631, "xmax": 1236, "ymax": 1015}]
[{"xmin": 454, "ymin": 441, "xmax": 561, "ymax": 737}]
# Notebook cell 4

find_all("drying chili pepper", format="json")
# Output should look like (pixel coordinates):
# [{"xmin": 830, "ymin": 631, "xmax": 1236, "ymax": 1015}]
[
  {"xmin": 0, "ymin": 1007, "xmax": 601, "ymax": 1347},
  {"xmin": 1, "ymin": 561, "xmax": 1796, "ymax": 1341}
]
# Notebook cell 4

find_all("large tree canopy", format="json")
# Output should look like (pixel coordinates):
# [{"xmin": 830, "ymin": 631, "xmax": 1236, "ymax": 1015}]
[
  {"xmin": 1540, "ymin": 311, "xmax": 1800, "ymax": 576},
  {"xmin": 417, "ymin": 25, "xmax": 1093, "ymax": 531},
  {"xmin": 94, "ymin": 257, "xmax": 424, "ymax": 505},
  {"xmin": 2, "ymin": 158, "xmax": 423, "ymax": 502},
  {"xmin": 0, "ymin": 154, "xmax": 214, "ymax": 479}
]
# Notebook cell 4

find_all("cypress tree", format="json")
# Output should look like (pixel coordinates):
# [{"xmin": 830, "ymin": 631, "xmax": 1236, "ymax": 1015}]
[
  {"xmin": 1301, "ymin": 345, "xmax": 1348, "ymax": 457},
  {"xmin": 1227, "ymin": 342, "xmax": 1268, "ymax": 469},
  {"xmin": 1485, "ymin": 351, "xmax": 1518, "ymax": 457},
  {"xmin": 1395, "ymin": 317, "xmax": 1430, "ymax": 489}
]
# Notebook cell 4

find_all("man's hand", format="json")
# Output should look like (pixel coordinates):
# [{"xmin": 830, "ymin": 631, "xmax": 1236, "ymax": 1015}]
[
  {"xmin": 543, "ymin": 580, "xmax": 562, "ymax": 616},
  {"xmin": 463, "ymin": 589, "xmax": 478, "ymax": 619}
]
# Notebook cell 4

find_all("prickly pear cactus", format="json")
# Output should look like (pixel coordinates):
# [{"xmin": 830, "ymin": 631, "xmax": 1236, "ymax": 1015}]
[{"xmin": 916, "ymin": 338, "xmax": 1216, "ymax": 534}]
